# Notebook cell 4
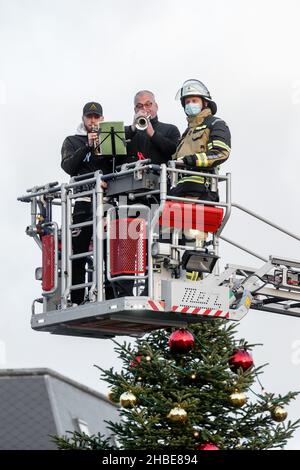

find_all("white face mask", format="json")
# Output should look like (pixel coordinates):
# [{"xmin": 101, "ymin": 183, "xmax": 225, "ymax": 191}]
[{"xmin": 185, "ymin": 102, "xmax": 202, "ymax": 116}]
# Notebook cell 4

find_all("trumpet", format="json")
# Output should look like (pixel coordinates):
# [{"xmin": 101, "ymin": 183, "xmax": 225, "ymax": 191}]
[
  {"xmin": 135, "ymin": 114, "xmax": 151, "ymax": 131},
  {"xmin": 91, "ymin": 123, "xmax": 101, "ymax": 155}
]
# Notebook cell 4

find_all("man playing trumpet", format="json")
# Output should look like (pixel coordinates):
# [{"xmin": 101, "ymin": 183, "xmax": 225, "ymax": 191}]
[
  {"xmin": 125, "ymin": 90, "xmax": 180, "ymax": 164},
  {"xmin": 61, "ymin": 102, "xmax": 105, "ymax": 176},
  {"xmin": 61, "ymin": 101, "xmax": 113, "ymax": 305}
]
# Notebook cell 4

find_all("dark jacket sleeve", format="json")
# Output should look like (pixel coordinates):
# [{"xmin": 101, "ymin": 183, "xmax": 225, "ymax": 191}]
[
  {"xmin": 204, "ymin": 119, "xmax": 231, "ymax": 168},
  {"xmin": 125, "ymin": 125, "xmax": 136, "ymax": 140},
  {"xmin": 151, "ymin": 125, "xmax": 180, "ymax": 159},
  {"xmin": 61, "ymin": 137, "xmax": 91, "ymax": 176}
]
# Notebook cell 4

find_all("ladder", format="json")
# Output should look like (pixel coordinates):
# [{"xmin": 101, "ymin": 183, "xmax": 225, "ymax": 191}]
[{"xmin": 218, "ymin": 202, "xmax": 300, "ymax": 318}]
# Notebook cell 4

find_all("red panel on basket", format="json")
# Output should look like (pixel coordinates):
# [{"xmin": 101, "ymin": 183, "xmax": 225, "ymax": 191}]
[
  {"xmin": 159, "ymin": 201, "xmax": 223, "ymax": 233},
  {"xmin": 110, "ymin": 218, "xmax": 147, "ymax": 275},
  {"xmin": 42, "ymin": 234, "xmax": 55, "ymax": 291}
]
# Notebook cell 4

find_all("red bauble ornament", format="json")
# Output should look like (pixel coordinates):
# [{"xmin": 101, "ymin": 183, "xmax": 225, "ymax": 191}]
[
  {"xmin": 130, "ymin": 355, "xmax": 143, "ymax": 368},
  {"xmin": 196, "ymin": 443, "xmax": 220, "ymax": 450},
  {"xmin": 169, "ymin": 329, "xmax": 195, "ymax": 354},
  {"xmin": 229, "ymin": 349, "xmax": 254, "ymax": 373}
]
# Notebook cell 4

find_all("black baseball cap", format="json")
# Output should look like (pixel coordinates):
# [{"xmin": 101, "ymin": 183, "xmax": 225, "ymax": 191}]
[{"xmin": 83, "ymin": 102, "xmax": 103, "ymax": 116}]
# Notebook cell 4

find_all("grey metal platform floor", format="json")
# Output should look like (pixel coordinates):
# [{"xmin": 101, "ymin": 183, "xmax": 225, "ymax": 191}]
[{"xmin": 32, "ymin": 297, "xmax": 212, "ymax": 338}]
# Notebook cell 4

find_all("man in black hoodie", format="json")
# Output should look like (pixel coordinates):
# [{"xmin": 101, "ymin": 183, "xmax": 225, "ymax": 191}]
[
  {"xmin": 125, "ymin": 90, "xmax": 180, "ymax": 163},
  {"xmin": 62, "ymin": 101, "xmax": 111, "ymax": 177},
  {"xmin": 61, "ymin": 102, "xmax": 115, "ymax": 305}
]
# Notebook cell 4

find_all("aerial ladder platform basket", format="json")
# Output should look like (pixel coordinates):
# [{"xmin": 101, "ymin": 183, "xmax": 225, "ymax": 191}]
[{"xmin": 18, "ymin": 161, "xmax": 300, "ymax": 338}]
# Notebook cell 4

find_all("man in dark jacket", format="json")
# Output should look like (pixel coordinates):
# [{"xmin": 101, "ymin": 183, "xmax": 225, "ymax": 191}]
[
  {"xmin": 120, "ymin": 91, "xmax": 180, "ymax": 297},
  {"xmin": 62, "ymin": 102, "xmax": 112, "ymax": 177},
  {"xmin": 61, "ymin": 102, "xmax": 116, "ymax": 305},
  {"xmin": 125, "ymin": 90, "xmax": 180, "ymax": 163}
]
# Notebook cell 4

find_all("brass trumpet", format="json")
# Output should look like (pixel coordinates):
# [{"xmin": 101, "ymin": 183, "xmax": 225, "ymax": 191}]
[
  {"xmin": 91, "ymin": 123, "xmax": 101, "ymax": 155},
  {"xmin": 135, "ymin": 114, "xmax": 151, "ymax": 131}
]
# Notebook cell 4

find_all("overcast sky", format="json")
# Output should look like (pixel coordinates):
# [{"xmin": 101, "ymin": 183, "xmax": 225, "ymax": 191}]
[{"xmin": 1, "ymin": 0, "xmax": 300, "ymax": 448}]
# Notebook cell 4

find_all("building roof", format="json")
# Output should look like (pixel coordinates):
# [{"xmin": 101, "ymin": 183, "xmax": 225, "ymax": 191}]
[
  {"xmin": 0, "ymin": 367, "xmax": 112, "ymax": 403},
  {"xmin": 0, "ymin": 368, "xmax": 118, "ymax": 450}
]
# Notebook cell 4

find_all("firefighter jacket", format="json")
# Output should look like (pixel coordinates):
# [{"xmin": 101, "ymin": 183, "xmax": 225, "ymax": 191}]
[{"xmin": 172, "ymin": 108, "xmax": 231, "ymax": 196}]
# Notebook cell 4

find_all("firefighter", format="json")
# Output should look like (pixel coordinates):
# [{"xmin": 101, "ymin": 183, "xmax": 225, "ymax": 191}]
[
  {"xmin": 171, "ymin": 79, "xmax": 231, "ymax": 201},
  {"xmin": 171, "ymin": 80, "xmax": 231, "ymax": 281}
]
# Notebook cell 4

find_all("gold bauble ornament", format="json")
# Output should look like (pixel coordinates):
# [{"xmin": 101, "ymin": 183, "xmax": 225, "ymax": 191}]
[
  {"xmin": 193, "ymin": 430, "xmax": 200, "ymax": 439},
  {"xmin": 229, "ymin": 391, "xmax": 247, "ymax": 407},
  {"xmin": 119, "ymin": 391, "xmax": 137, "ymax": 408},
  {"xmin": 191, "ymin": 373, "xmax": 197, "ymax": 380},
  {"xmin": 167, "ymin": 406, "xmax": 187, "ymax": 423},
  {"xmin": 146, "ymin": 355, "xmax": 151, "ymax": 362},
  {"xmin": 271, "ymin": 406, "xmax": 288, "ymax": 422},
  {"xmin": 107, "ymin": 390, "xmax": 118, "ymax": 403}
]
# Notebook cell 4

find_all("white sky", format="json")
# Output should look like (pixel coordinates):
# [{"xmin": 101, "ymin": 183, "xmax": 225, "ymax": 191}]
[{"xmin": 1, "ymin": 0, "xmax": 300, "ymax": 448}]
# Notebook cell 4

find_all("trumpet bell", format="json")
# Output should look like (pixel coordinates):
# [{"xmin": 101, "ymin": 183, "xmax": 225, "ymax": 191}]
[{"xmin": 135, "ymin": 115, "xmax": 149, "ymax": 131}]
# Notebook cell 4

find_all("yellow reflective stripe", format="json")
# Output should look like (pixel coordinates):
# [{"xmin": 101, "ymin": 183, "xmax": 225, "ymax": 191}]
[
  {"xmin": 177, "ymin": 179, "xmax": 205, "ymax": 185},
  {"xmin": 209, "ymin": 140, "xmax": 231, "ymax": 152},
  {"xmin": 195, "ymin": 153, "xmax": 203, "ymax": 167},
  {"xmin": 179, "ymin": 175, "xmax": 205, "ymax": 180},
  {"xmin": 186, "ymin": 271, "xmax": 199, "ymax": 281},
  {"xmin": 195, "ymin": 125, "xmax": 207, "ymax": 131},
  {"xmin": 207, "ymin": 143, "xmax": 230, "ymax": 152},
  {"xmin": 177, "ymin": 176, "xmax": 205, "ymax": 184},
  {"xmin": 213, "ymin": 139, "xmax": 230, "ymax": 149},
  {"xmin": 195, "ymin": 152, "xmax": 208, "ymax": 167}
]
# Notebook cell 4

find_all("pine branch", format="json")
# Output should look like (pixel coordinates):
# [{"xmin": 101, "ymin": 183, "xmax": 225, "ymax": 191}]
[{"xmin": 53, "ymin": 431, "xmax": 114, "ymax": 450}]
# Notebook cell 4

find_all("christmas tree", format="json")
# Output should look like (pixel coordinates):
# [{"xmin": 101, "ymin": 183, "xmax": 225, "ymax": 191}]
[{"xmin": 55, "ymin": 320, "xmax": 300, "ymax": 450}]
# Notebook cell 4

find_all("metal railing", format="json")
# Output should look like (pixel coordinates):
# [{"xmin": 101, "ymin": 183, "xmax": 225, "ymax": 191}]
[
  {"xmin": 61, "ymin": 173, "xmax": 101, "ymax": 307},
  {"xmin": 220, "ymin": 202, "xmax": 300, "ymax": 262},
  {"xmin": 18, "ymin": 162, "xmax": 232, "ymax": 309}
]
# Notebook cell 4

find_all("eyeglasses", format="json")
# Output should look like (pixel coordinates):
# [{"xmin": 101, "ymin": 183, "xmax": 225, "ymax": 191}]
[{"xmin": 135, "ymin": 101, "xmax": 153, "ymax": 110}]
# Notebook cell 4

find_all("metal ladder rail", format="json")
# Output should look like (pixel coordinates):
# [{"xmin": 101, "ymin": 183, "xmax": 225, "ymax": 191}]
[
  {"xmin": 219, "ymin": 202, "xmax": 300, "ymax": 263},
  {"xmin": 95, "ymin": 172, "xmax": 104, "ymax": 302},
  {"xmin": 220, "ymin": 262, "xmax": 300, "ymax": 320},
  {"xmin": 232, "ymin": 202, "xmax": 300, "ymax": 242},
  {"xmin": 61, "ymin": 175, "xmax": 99, "ymax": 307},
  {"xmin": 18, "ymin": 185, "xmax": 61, "ymax": 251}
]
